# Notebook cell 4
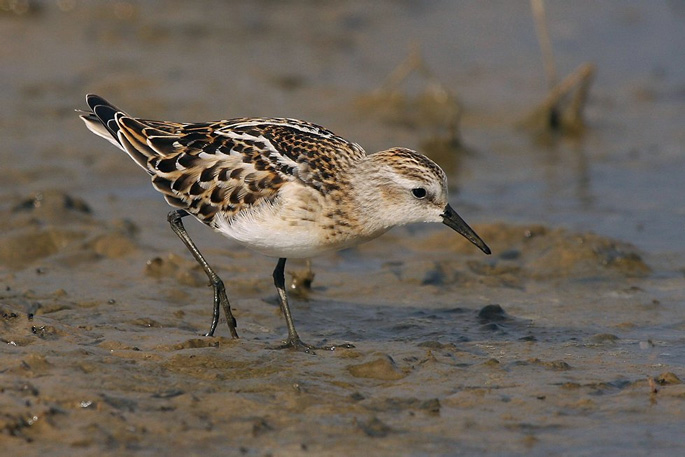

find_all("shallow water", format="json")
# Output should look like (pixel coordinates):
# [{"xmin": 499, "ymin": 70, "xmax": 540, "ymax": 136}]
[{"xmin": 1, "ymin": 1, "xmax": 684, "ymax": 456}]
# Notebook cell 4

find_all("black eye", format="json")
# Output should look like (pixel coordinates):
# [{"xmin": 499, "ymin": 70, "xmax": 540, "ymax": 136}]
[{"xmin": 411, "ymin": 188, "xmax": 427, "ymax": 199}]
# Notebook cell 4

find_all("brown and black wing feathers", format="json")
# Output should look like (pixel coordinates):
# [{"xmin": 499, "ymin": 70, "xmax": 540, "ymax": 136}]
[{"xmin": 80, "ymin": 94, "xmax": 367, "ymax": 227}]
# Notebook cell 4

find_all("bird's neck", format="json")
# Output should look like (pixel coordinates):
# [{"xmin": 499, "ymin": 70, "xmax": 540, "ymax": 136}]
[{"xmin": 346, "ymin": 157, "xmax": 399, "ymax": 237}]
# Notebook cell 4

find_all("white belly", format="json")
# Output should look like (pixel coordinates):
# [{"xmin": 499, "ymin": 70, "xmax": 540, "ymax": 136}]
[{"xmin": 212, "ymin": 195, "xmax": 387, "ymax": 258}]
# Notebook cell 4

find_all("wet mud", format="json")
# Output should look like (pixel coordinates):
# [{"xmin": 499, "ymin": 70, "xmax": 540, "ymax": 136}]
[{"xmin": 2, "ymin": 2, "xmax": 685, "ymax": 456}]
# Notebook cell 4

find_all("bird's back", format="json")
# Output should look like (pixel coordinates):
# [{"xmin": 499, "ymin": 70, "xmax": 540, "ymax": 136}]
[{"xmin": 80, "ymin": 95, "xmax": 367, "ymax": 228}]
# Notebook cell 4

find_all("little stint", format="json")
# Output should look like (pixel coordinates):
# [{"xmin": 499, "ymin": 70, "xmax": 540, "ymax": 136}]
[{"xmin": 80, "ymin": 94, "xmax": 490, "ymax": 351}]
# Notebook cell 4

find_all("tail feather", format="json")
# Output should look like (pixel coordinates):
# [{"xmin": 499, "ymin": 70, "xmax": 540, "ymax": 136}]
[
  {"xmin": 117, "ymin": 116, "xmax": 162, "ymax": 169},
  {"xmin": 117, "ymin": 126, "xmax": 154, "ymax": 170},
  {"xmin": 92, "ymin": 104, "xmax": 120, "ymax": 139},
  {"xmin": 79, "ymin": 94, "xmax": 170, "ymax": 172},
  {"xmin": 79, "ymin": 94, "xmax": 128, "ymax": 150},
  {"xmin": 79, "ymin": 111, "xmax": 122, "ymax": 150}
]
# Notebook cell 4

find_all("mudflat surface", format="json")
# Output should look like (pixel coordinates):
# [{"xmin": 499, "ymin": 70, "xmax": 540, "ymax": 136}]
[{"xmin": 1, "ymin": 2, "xmax": 684, "ymax": 456}]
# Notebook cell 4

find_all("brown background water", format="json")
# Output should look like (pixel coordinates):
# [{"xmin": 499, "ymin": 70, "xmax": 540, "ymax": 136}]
[{"xmin": 1, "ymin": 1, "xmax": 684, "ymax": 456}]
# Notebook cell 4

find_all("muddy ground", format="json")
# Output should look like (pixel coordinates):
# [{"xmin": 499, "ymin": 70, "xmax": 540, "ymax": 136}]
[{"xmin": 1, "ymin": 2, "xmax": 684, "ymax": 456}]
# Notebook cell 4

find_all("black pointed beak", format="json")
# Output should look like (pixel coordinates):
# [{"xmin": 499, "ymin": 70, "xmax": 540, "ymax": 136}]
[{"xmin": 441, "ymin": 204, "xmax": 491, "ymax": 255}]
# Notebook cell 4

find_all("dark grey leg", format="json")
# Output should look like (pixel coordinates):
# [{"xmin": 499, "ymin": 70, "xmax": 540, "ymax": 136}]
[
  {"xmin": 272, "ymin": 258, "xmax": 313, "ymax": 352},
  {"xmin": 167, "ymin": 210, "xmax": 238, "ymax": 338}
]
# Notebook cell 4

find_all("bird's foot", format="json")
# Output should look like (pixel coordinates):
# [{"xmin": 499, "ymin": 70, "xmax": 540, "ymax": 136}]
[{"xmin": 270, "ymin": 336, "xmax": 317, "ymax": 354}]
